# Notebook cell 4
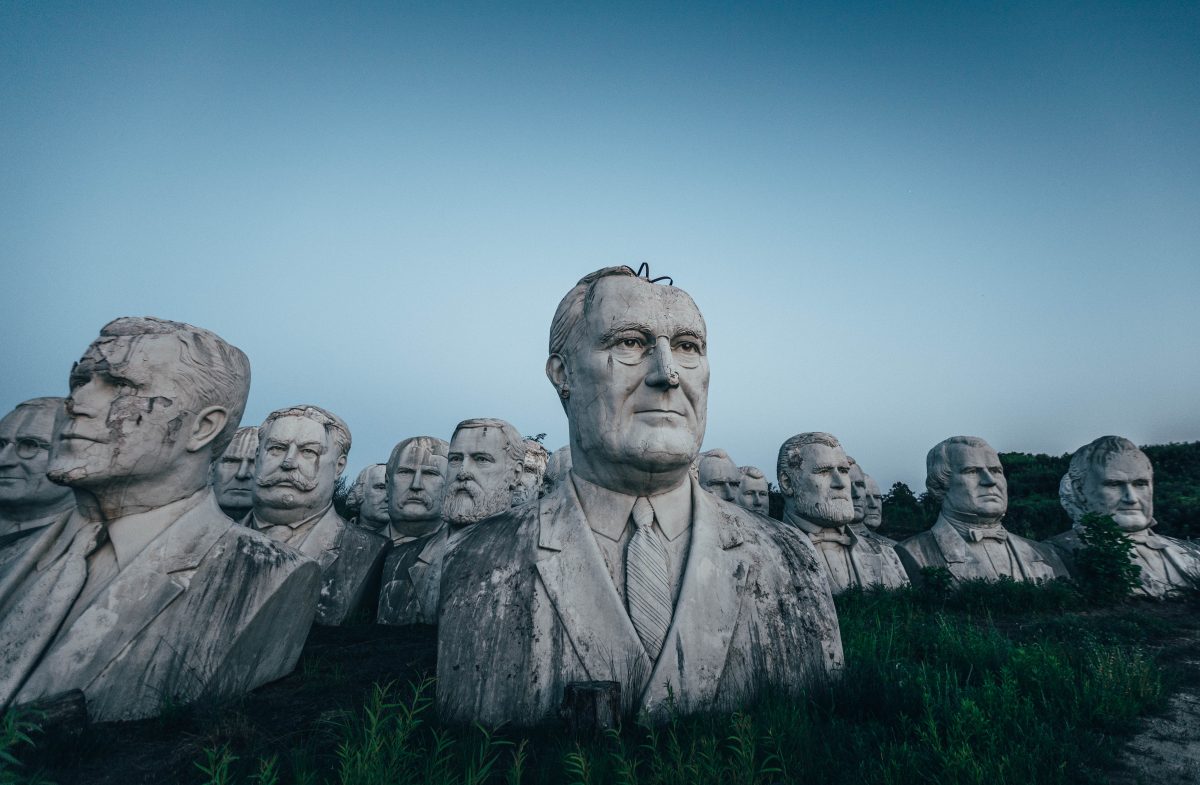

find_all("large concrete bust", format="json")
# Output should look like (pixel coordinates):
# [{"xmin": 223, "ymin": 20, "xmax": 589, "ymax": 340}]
[
  {"xmin": 249, "ymin": 404, "xmax": 388, "ymax": 626},
  {"xmin": 438, "ymin": 267, "xmax": 843, "ymax": 727},
  {"xmin": 895, "ymin": 435, "xmax": 1065, "ymax": 585},
  {"xmin": 513, "ymin": 438, "xmax": 549, "ymax": 505},
  {"xmin": 0, "ymin": 317, "xmax": 320, "ymax": 721},
  {"xmin": 443, "ymin": 417, "xmax": 525, "ymax": 525},
  {"xmin": 210, "ymin": 426, "xmax": 259, "ymax": 521},
  {"xmin": 777, "ymin": 436, "xmax": 906, "ymax": 592},
  {"xmin": 0, "ymin": 398, "xmax": 74, "ymax": 543},
  {"xmin": 1050, "ymin": 435, "xmax": 1200, "ymax": 597}
]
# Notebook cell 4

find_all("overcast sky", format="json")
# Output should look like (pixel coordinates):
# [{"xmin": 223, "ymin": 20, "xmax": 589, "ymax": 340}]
[{"xmin": 2, "ymin": 1, "xmax": 1197, "ymax": 493}]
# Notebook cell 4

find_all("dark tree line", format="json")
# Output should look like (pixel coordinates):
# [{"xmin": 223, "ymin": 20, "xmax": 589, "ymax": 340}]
[{"xmin": 879, "ymin": 441, "xmax": 1200, "ymax": 541}]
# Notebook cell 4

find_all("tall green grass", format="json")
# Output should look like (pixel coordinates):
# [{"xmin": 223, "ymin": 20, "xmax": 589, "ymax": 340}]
[{"xmin": 4, "ymin": 581, "xmax": 1174, "ymax": 785}]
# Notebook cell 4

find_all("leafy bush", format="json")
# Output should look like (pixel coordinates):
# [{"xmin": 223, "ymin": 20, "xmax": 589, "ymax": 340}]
[{"xmin": 1073, "ymin": 513, "xmax": 1141, "ymax": 605}]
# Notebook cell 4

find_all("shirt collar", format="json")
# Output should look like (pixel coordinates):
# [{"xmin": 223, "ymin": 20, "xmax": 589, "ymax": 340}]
[
  {"xmin": 252, "ymin": 503, "xmax": 331, "ymax": 532},
  {"xmin": 105, "ymin": 487, "xmax": 208, "ymax": 570},
  {"xmin": 571, "ymin": 472, "xmax": 691, "ymax": 543}
]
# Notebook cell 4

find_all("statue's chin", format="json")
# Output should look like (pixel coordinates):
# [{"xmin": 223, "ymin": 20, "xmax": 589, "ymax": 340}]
[{"xmin": 1110, "ymin": 511, "xmax": 1150, "ymax": 532}]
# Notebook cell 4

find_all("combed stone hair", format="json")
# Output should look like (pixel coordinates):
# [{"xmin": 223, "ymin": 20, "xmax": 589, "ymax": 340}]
[
  {"xmin": 99, "ymin": 317, "xmax": 250, "ymax": 459},
  {"xmin": 452, "ymin": 418, "xmax": 527, "ymax": 470},
  {"xmin": 925, "ymin": 435, "xmax": 992, "ymax": 501},
  {"xmin": 547, "ymin": 266, "xmax": 640, "ymax": 357},
  {"xmin": 385, "ymin": 436, "xmax": 449, "ymax": 483},
  {"xmin": 346, "ymin": 463, "xmax": 386, "ymax": 513},
  {"xmin": 261, "ymin": 404, "xmax": 352, "ymax": 460},
  {"xmin": 1059, "ymin": 435, "xmax": 1149, "ymax": 522},
  {"xmin": 739, "ymin": 465, "xmax": 766, "ymax": 481},
  {"xmin": 776, "ymin": 432, "xmax": 841, "ymax": 480}
]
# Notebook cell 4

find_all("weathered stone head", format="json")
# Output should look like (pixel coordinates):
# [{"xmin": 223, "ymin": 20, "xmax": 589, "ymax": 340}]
[
  {"xmin": 1060, "ymin": 435, "xmax": 1153, "ymax": 533},
  {"xmin": 48, "ymin": 317, "xmax": 250, "ymax": 519},
  {"xmin": 252, "ymin": 404, "xmax": 350, "ymax": 525},
  {"xmin": 777, "ymin": 432, "xmax": 854, "ymax": 528},
  {"xmin": 863, "ymin": 475, "xmax": 883, "ymax": 529},
  {"xmin": 443, "ymin": 418, "xmax": 524, "ymax": 525},
  {"xmin": 546, "ymin": 266, "xmax": 708, "ymax": 496},
  {"xmin": 386, "ymin": 436, "xmax": 449, "ymax": 538},
  {"xmin": 211, "ymin": 426, "xmax": 259, "ymax": 520},
  {"xmin": 736, "ymin": 465, "xmax": 770, "ymax": 515},
  {"xmin": 926, "ymin": 436, "xmax": 1007, "ymax": 526},
  {"xmin": 697, "ymin": 448, "xmax": 740, "ymax": 502},
  {"xmin": 347, "ymin": 463, "xmax": 389, "ymax": 532},
  {"xmin": 0, "ymin": 398, "xmax": 74, "ymax": 530},
  {"xmin": 513, "ymin": 439, "xmax": 549, "ymax": 505},
  {"xmin": 847, "ymin": 457, "xmax": 867, "ymax": 525}
]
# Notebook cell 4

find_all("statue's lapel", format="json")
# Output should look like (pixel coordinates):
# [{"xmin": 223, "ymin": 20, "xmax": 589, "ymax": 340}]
[
  {"xmin": 534, "ymin": 482, "xmax": 650, "ymax": 686},
  {"xmin": 930, "ymin": 517, "xmax": 991, "ymax": 581},
  {"xmin": 641, "ymin": 480, "xmax": 748, "ymax": 716}
]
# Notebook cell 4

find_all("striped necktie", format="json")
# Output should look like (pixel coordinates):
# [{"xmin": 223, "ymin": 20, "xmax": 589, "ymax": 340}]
[{"xmin": 625, "ymin": 497, "xmax": 672, "ymax": 659}]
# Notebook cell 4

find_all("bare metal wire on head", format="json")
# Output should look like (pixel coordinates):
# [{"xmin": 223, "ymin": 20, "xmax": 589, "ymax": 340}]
[{"xmin": 623, "ymin": 262, "xmax": 673, "ymax": 285}]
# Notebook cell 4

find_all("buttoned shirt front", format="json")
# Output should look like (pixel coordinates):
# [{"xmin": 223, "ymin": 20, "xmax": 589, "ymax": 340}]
[{"xmin": 571, "ymin": 473, "xmax": 692, "ymax": 607}]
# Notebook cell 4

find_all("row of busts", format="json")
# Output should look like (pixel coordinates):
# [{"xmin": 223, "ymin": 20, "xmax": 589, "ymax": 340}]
[{"xmin": 693, "ymin": 433, "xmax": 1200, "ymax": 599}]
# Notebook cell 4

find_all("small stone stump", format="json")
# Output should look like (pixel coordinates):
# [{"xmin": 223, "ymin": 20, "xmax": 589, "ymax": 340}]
[
  {"xmin": 19, "ymin": 689, "xmax": 89, "ymax": 735},
  {"xmin": 561, "ymin": 681, "xmax": 621, "ymax": 737}
]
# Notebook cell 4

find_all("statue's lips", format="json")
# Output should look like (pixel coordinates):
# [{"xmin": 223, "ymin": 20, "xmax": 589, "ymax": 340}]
[
  {"xmin": 58, "ymin": 433, "xmax": 105, "ymax": 445},
  {"xmin": 633, "ymin": 408, "xmax": 686, "ymax": 417},
  {"xmin": 976, "ymin": 493, "xmax": 1004, "ymax": 501}
]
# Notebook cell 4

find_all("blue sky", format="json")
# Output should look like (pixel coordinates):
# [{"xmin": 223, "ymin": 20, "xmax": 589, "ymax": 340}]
[{"xmin": 2, "ymin": 1, "xmax": 1197, "ymax": 493}]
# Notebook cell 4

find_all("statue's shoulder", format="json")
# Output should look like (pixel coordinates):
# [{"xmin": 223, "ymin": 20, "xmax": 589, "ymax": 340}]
[
  {"xmin": 1045, "ymin": 528, "xmax": 1082, "ymax": 550},
  {"xmin": 218, "ymin": 519, "xmax": 321, "ymax": 579}
]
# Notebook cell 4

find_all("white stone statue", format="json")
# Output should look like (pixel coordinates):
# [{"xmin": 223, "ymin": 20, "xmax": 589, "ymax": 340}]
[
  {"xmin": 248, "ymin": 405, "xmax": 389, "ymax": 626},
  {"xmin": 1048, "ymin": 436, "xmax": 1200, "ymax": 597},
  {"xmin": 777, "ymin": 436, "xmax": 907, "ymax": 592},
  {"xmin": 696, "ymin": 448, "xmax": 741, "ymax": 503},
  {"xmin": 210, "ymin": 426, "xmax": 258, "ymax": 521},
  {"xmin": 736, "ymin": 465, "xmax": 770, "ymax": 516},
  {"xmin": 438, "ymin": 266, "xmax": 843, "ymax": 727},
  {"xmin": 848, "ymin": 459, "xmax": 907, "ymax": 585},
  {"xmin": 542, "ymin": 444, "xmax": 572, "ymax": 497},
  {"xmin": 346, "ymin": 463, "xmax": 390, "ymax": 534},
  {"xmin": 513, "ymin": 438, "xmax": 549, "ymax": 505},
  {"xmin": 861, "ymin": 474, "xmax": 895, "ymax": 545},
  {"xmin": 442, "ymin": 417, "xmax": 525, "ymax": 526},
  {"xmin": 0, "ymin": 317, "xmax": 320, "ymax": 721},
  {"xmin": 0, "ymin": 398, "xmax": 74, "ymax": 545},
  {"xmin": 376, "ymin": 435, "xmax": 450, "ymax": 626},
  {"xmin": 895, "ymin": 436, "xmax": 1067, "ymax": 585}
]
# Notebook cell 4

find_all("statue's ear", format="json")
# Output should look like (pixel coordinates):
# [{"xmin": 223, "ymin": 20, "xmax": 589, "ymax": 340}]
[
  {"xmin": 336, "ymin": 452, "xmax": 348, "ymax": 477},
  {"xmin": 546, "ymin": 354, "xmax": 568, "ymax": 390},
  {"xmin": 187, "ymin": 406, "xmax": 229, "ymax": 453},
  {"xmin": 777, "ymin": 467, "xmax": 793, "ymax": 497}
]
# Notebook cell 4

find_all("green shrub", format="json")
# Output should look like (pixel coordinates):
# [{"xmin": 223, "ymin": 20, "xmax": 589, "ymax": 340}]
[{"xmin": 1073, "ymin": 513, "xmax": 1141, "ymax": 604}]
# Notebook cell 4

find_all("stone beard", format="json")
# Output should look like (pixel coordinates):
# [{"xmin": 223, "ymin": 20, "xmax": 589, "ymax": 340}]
[
  {"xmin": 0, "ymin": 317, "xmax": 319, "ymax": 722},
  {"xmin": 437, "ymin": 266, "xmax": 843, "ymax": 727},
  {"xmin": 442, "ymin": 419, "xmax": 524, "ymax": 526},
  {"xmin": 210, "ymin": 426, "xmax": 258, "ymax": 520},
  {"xmin": 0, "ymin": 398, "xmax": 74, "ymax": 539}
]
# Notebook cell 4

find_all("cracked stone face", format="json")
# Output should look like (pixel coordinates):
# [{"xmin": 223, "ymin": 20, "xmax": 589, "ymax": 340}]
[
  {"xmin": 352, "ymin": 464, "xmax": 391, "ymax": 531},
  {"xmin": 253, "ymin": 415, "xmax": 342, "ymax": 518},
  {"xmin": 863, "ymin": 475, "xmax": 883, "ymax": 529},
  {"xmin": 1082, "ymin": 450, "xmax": 1154, "ymax": 533},
  {"xmin": 211, "ymin": 426, "xmax": 258, "ymax": 518},
  {"xmin": 0, "ymin": 400, "xmax": 73, "ymax": 521},
  {"xmin": 388, "ymin": 440, "xmax": 448, "ymax": 527},
  {"xmin": 443, "ymin": 424, "xmax": 521, "ymax": 525},
  {"xmin": 848, "ymin": 461, "xmax": 867, "ymax": 524},
  {"xmin": 736, "ymin": 467, "xmax": 770, "ymax": 515},
  {"xmin": 698, "ymin": 452, "xmax": 740, "ymax": 502},
  {"xmin": 512, "ymin": 440, "xmax": 549, "ymax": 505},
  {"xmin": 556, "ymin": 275, "xmax": 708, "ymax": 491},
  {"xmin": 780, "ymin": 441, "xmax": 855, "ymax": 527},
  {"xmin": 941, "ymin": 442, "xmax": 1007, "ymax": 523},
  {"xmin": 48, "ymin": 334, "xmax": 198, "ymax": 491}
]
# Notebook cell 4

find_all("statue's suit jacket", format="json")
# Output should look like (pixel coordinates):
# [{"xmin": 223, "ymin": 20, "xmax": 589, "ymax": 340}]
[
  {"xmin": 377, "ymin": 527, "xmax": 446, "ymax": 626},
  {"xmin": 258, "ymin": 506, "xmax": 390, "ymax": 626},
  {"xmin": 1048, "ymin": 526, "xmax": 1200, "ymax": 598},
  {"xmin": 896, "ymin": 516, "xmax": 1067, "ymax": 585},
  {"xmin": 437, "ymin": 475, "xmax": 844, "ymax": 728},
  {"xmin": 0, "ymin": 490, "xmax": 320, "ymax": 722},
  {"xmin": 844, "ymin": 523, "xmax": 909, "ymax": 589}
]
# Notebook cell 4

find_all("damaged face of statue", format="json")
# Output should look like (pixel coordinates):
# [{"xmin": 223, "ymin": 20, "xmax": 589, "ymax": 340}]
[
  {"xmin": 211, "ymin": 427, "xmax": 258, "ymax": 517},
  {"xmin": 49, "ymin": 335, "xmax": 200, "ymax": 490}
]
